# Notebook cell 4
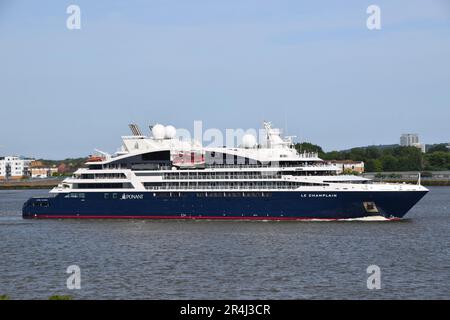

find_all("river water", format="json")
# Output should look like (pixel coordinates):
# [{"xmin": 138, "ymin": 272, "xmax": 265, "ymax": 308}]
[{"xmin": 0, "ymin": 188, "xmax": 449, "ymax": 299}]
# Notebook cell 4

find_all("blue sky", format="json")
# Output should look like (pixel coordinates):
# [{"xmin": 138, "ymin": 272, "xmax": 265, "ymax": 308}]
[{"xmin": 1, "ymin": 0, "xmax": 449, "ymax": 159}]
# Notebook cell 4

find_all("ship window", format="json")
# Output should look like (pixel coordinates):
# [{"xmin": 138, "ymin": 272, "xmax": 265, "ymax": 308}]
[
  {"xmin": 78, "ymin": 183, "xmax": 124, "ymax": 189},
  {"xmin": 155, "ymin": 192, "xmax": 171, "ymax": 198},
  {"xmin": 104, "ymin": 193, "xmax": 109, "ymax": 199},
  {"xmin": 142, "ymin": 151, "xmax": 170, "ymax": 161},
  {"xmin": 33, "ymin": 201, "xmax": 49, "ymax": 207},
  {"xmin": 135, "ymin": 172, "xmax": 161, "ymax": 176},
  {"xmin": 112, "ymin": 193, "xmax": 118, "ymax": 199}
]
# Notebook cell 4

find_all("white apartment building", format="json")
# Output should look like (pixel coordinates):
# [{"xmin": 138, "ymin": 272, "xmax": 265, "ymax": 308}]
[
  {"xmin": 400, "ymin": 133, "xmax": 419, "ymax": 146},
  {"xmin": 400, "ymin": 134, "xmax": 426, "ymax": 153},
  {"xmin": 0, "ymin": 156, "xmax": 34, "ymax": 180}
]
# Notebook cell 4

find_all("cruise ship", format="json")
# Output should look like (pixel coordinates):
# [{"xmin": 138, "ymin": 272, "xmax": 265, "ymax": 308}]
[{"xmin": 23, "ymin": 122, "xmax": 428, "ymax": 220}]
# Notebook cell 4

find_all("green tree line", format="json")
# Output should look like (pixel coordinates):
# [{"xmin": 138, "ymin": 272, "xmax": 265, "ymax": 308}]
[{"xmin": 295, "ymin": 143, "xmax": 450, "ymax": 172}]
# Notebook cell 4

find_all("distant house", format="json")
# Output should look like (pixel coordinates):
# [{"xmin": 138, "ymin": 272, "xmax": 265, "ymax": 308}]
[
  {"xmin": 30, "ymin": 161, "xmax": 58, "ymax": 178},
  {"xmin": 328, "ymin": 160, "xmax": 365, "ymax": 174},
  {"xmin": 0, "ymin": 156, "xmax": 34, "ymax": 180}
]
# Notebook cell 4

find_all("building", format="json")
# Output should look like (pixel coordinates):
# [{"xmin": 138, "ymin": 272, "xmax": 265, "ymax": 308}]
[
  {"xmin": 30, "ymin": 161, "xmax": 58, "ymax": 178},
  {"xmin": 0, "ymin": 156, "xmax": 34, "ymax": 180},
  {"xmin": 400, "ymin": 133, "xmax": 426, "ymax": 153},
  {"xmin": 30, "ymin": 167, "xmax": 58, "ymax": 178},
  {"xmin": 328, "ymin": 160, "xmax": 365, "ymax": 174},
  {"xmin": 400, "ymin": 133, "xmax": 419, "ymax": 146}
]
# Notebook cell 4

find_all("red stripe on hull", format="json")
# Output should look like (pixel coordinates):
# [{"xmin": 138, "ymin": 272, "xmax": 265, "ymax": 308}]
[{"xmin": 28, "ymin": 215, "xmax": 400, "ymax": 221}]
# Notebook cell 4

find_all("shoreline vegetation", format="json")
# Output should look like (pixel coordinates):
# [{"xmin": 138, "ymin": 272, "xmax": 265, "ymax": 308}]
[
  {"xmin": 0, "ymin": 294, "xmax": 73, "ymax": 300},
  {"xmin": 296, "ymin": 142, "xmax": 450, "ymax": 172}
]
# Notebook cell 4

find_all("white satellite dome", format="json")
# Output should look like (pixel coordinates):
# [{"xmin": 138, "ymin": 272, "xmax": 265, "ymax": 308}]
[
  {"xmin": 242, "ymin": 134, "xmax": 257, "ymax": 148},
  {"xmin": 164, "ymin": 125, "xmax": 177, "ymax": 139},
  {"xmin": 152, "ymin": 124, "xmax": 166, "ymax": 140}
]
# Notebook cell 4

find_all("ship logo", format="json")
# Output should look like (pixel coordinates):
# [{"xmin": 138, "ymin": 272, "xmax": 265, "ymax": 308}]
[{"xmin": 121, "ymin": 193, "xmax": 144, "ymax": 200}]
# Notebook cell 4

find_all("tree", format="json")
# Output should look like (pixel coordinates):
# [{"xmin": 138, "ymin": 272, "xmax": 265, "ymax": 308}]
[
  {"xmin": 295, "ymin": 143, "xmax": 324, "ymax": 155},
  {"xmin": 381, "ymin": 155, "xmax": 398, "ymax": 171},
  {"xmin": 427, "ymin": 144, "xmax": 449, "ymax": 153},
  {"xmin": 365, "ymin": 159, "xmax": 383, "ymax": 172},
  {"xmin": 425, "ymin": 152, "xmax": 449, "ymax": 170},
  {"xmin": 366, "ymin": 146, "xmax": 381, "ymax": 160}
]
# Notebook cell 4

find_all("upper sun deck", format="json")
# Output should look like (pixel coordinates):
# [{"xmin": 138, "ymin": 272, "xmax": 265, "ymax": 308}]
[{"xmin": 86, "ymin": 122, "xmax": 322, "ymax": 170}]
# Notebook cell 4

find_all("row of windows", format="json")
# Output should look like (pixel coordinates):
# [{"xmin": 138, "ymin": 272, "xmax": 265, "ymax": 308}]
[
  {"xmin": 150, "ymin": 192, "xmax": 273, "ymax": 198},
  {"xmin": 196, "ymin": 192, "xmax": 272, "ymax": 198},
  {"xmin": 163, "ymin": 172, "xmax": 282, "ymax": 180},
  {"xmin": 145, "ymin": 181, "xmax": 323, "ymax": 189},
  {"xmin": 64, "ymin": 193, "xmax": 86, "ymax": 198},
  {"xmin": 32, "ymin": 201, "xmax": 49, "ymax": 207},
  {"xmin": 104, "ymin": 193, "xmax": 120, "ymax": 199},
  {"xmin": 206, "ymin": 161, "xmax": 319, "ymax": 168},
  {"xmin": 76, "ymin": 173, "xmax": 126, "ymax": 179},
  {"xmin": 153, "ymin": 192, "xmax": 185, "ymax": 198},
  {"xmin": 76, "ymin": 183, "xmax": 133, "ymax": 189}
]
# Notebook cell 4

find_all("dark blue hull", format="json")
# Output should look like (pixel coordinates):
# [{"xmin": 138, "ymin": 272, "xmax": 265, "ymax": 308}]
[{"xmin": 22, "ymin": 190, "xmax": 428, "ymax": 220}]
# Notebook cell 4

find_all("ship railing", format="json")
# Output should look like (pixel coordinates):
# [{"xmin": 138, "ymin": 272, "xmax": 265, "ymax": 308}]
[
  {"xmin": 163, "ymin": 175, "xmax": 282, "ymax": 180},
  {"xmin": 205, "ymin": 162, "xmax": 333, "ymax": 167},
  {"xmin": 144, "ymin": 185, "xmax": 297, "ymax": 191}
]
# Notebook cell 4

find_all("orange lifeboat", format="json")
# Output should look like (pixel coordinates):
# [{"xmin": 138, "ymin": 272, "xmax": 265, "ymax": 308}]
[{"xmin": 87, "ymin": 156, "xmax": 104, "ymax": 162}]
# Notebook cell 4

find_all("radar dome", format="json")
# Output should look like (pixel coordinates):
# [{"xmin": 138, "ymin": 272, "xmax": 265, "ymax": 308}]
[
  {"xmin": 165, "ymin": 125, "xmax": 177, "ymax": 139},
  {"xmin": 242, "ymin": 134, "xmax": 257, "ymax": 148},
  {"xmin": 152, "ymin": 124, "xmax": 166, "ymax": 140}
]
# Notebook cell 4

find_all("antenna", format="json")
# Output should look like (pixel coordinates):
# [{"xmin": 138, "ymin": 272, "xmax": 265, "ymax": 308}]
[
  {"xmin": 129, "ymin": 124, "xmax": 137, "ymax": 136},
  {"xmin": 128, "ymin": 124, "xmax": 143, "ymax": 136},
  {"xmin": 284, "ymin": 109, "xmax": 288, "ymax": 136},
  {"xmin": 135, "ymin": 125, "xmax": 143, "ymax": 136}
]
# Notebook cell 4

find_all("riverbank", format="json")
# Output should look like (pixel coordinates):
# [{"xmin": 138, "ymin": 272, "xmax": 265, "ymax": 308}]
[
  {"xmin": 371, "ymin": 180, "xmax": 450, "ymax": 186},
  {"xmin": 0, "ymin": 178, "xmax": 63, "ymax": 190},
  {"xmin": 363, "ymin": 171, "xmax": 450, "ymax": 186}
]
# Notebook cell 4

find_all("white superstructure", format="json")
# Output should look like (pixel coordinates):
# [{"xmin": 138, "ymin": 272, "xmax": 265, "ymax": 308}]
[{"xmin": 51, "ymin": 122, "xmax": 427, "ymax": 195}]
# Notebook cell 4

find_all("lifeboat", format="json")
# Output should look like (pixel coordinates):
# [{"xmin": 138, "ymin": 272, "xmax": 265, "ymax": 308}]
[{"xmin": 87, "ymin": 156, "xmax": 104, "ymax": 162}]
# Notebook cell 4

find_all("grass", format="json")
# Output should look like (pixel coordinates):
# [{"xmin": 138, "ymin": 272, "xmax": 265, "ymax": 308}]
[{"xmin": 48, "ymin": 295, "xmax": 73, "ymax": 300}]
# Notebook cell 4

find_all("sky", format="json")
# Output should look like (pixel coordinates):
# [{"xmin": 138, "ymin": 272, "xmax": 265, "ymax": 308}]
[{"xmin": 0, "ymin": 0, "xmax": 449, "ymax": 159}]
